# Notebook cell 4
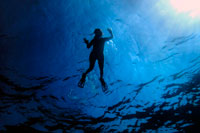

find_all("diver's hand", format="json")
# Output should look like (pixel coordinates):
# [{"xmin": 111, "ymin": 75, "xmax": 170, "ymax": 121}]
[
  {"xmin": 107, "ymin": 28, "xmax": 112, "ymax": 34},
  {"xmin": 83, "ymin": 38, "xmax": 89, "ymax": 44},
  {"xmin": 107, "ymin": 28, "xmax": 113, "ymax": 39}
]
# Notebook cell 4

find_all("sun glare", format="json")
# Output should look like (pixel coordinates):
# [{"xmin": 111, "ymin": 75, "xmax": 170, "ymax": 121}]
[{"xmin": 170, "ymin": 0, "xmax": 200, "ymax": 18}]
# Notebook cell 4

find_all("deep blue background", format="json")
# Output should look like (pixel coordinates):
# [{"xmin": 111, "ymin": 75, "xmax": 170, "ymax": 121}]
[{"xmin": 0, "ymin": 0, "xmax": 200, "ymax": 132}]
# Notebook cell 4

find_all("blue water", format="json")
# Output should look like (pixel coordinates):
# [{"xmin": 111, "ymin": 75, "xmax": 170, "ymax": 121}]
[{"xmin": 0, "ymin": 0, "xmax": 200, "ymax": 132}]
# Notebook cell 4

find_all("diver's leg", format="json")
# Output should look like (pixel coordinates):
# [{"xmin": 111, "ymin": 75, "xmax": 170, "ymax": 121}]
[
  {"xmin": 84, "ymin": 53, "xmax": 96, "ymax": 76},
  {"xmin": 78, "ymin": 54, "xmax": 96, "ymax": 88},
  {"xmin": 98, "ymin": 56, "xmax": 108, "ymax": 92},
  {"xmin": 98, "ymin": 56, "xmax": 104, "ymax": 79}
]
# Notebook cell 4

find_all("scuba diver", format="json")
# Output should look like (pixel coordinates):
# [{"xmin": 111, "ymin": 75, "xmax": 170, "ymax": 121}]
[{"xmin": 78, "ymin": 28, "xmax": 113, "ymax": 92}]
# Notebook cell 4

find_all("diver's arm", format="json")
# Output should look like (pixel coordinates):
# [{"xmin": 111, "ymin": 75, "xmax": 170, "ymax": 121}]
[
  {"xmin": 104, "ymin": 28, "xmax": 113, "ymax": 41},
  {"xmin": 84, "ymin": 38, "xmax": 93, "ymax": 49}
]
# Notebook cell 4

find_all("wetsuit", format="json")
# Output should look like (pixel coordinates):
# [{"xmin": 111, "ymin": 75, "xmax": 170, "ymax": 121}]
[
  {"xmin": 85, "ymin": 36, "xmax": 111, "ymax": 79},
  {"xmin": 78, "ymin": 30, "xmax": 113, "ymax": 89}
]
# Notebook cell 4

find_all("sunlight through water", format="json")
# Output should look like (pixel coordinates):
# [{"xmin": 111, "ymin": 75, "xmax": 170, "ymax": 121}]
[
  {"xmin": 170, "ymin": 0, "xmax": 200, "ymax": 18},
  {"xmin": 1, "ymin": 0, "xmax": 200, "ymax": 132}
]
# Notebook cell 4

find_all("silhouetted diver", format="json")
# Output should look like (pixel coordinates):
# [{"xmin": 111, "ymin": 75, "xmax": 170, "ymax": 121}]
[{"xmin": 78, "ymin": 28, "xmax": 113, "ymax": 92}]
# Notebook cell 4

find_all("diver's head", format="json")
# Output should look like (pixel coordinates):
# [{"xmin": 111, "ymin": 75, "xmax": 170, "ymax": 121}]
[{"xmin": 94, "ymin": 28, "xmax": 103, "ymax": 37}]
